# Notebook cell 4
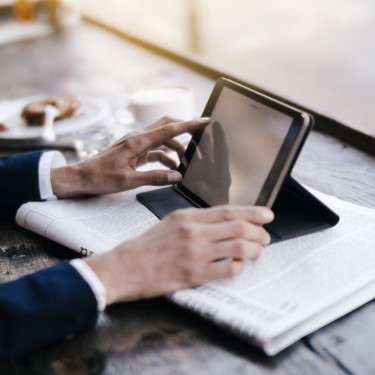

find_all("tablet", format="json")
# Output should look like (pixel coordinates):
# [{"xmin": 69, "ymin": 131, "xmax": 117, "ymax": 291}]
[
  {"xmin": 137, "ymin": 78, "xmax": 340, "ymax": 242},
  {"xmin": 174, "ymin": 78, "xmax": 312, "ymax": 208}
]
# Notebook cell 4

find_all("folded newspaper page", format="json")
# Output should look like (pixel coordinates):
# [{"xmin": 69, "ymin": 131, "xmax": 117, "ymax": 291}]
[
  {"xmin": 16, "ymin": 186, "xmax": 375, "ymax": 355},
  {"xmin": 16, "ymin": 186, "xmax": 159, "ymax": 256}
]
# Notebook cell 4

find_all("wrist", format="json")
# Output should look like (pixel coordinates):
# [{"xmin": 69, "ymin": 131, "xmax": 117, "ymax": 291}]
[
  {"xmin": 51, "ymin": 163, "xmax": 87, "ymax": 198},
  {"xmin": 84, "ymin": 252, "xmax": 120, "ymax": 306}
]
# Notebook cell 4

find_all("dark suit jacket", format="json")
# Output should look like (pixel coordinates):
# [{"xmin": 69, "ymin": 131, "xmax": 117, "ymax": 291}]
[{"xmin": 0, "ymin": 151, "xmax": 98, "ymax": 361}]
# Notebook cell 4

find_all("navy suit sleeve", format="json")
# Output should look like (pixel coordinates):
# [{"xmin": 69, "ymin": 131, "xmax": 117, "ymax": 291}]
[
  {"xmin": 0, "ymin": 151, "xmax": 45, "ymax": 220},
  {"xmin": 0, "ymin": 261, "xmax": 98, "ymax": 361}
]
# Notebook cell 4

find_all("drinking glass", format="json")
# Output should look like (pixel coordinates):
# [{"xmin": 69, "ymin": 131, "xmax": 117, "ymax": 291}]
[{"xmin": 74, "ymin": 125, "xmax": 114, "ymax": 160}]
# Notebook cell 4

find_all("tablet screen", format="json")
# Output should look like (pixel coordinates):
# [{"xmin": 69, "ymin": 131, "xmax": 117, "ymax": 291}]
[{"xmin": 179, "ymin": 86, "xmax": 294, "ymax": 206}]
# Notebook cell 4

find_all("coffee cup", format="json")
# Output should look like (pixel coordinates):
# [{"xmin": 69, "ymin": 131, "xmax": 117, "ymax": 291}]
[{"xmin": 114, "ymin": 86, "xmax": 195, "ymax": 128}]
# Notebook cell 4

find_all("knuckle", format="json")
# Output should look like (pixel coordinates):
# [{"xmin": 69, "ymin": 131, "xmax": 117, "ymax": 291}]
[
  {"xmin": 221, "ymin": 206, "xmax": 236, "ymax": 221},
  {"xmin": 129, "ymin": 129, "xmax": 141, "ymax": 137},
  {"xmin": 233, "ymin": 240, "xmax": 247, "ymax": 257},
  {"xmin": 122, "ymin": 134, "xmax": 140, "ymax": 149},
  {"xmin": 247, "ymin": 206, "xmax": 259, "ymax": 219},
  {"xmin": 160, "ymin": 124, "xmax": 174, "ymax": 137},
  {"xmin": 154, "ymin": 153, "xmax": 165, "ymax": 164},
  {"xmin": 121, "ymin": 137, "xmax": 132, "ymax": 149},
  {"xmin": 234, "ymin": 220, "xmax": 248, "ymax": 237},
  {"xmin": 125, "ymin": 130, "xmax": 136, "ymax": 138},
  {"xmin": 177, "ymin": 223, "xmax": 195, "ymax": 241},
  {"xmin": 161, "ymin": 116, "xmax": 174, "ymax": 124},
  {"xmin": 169, "ymin": 209, "xmax": 189, "ymax": 224},
  {"xmin": 153, "ymin": 150, "xmax": 163, "ymax": 158}
]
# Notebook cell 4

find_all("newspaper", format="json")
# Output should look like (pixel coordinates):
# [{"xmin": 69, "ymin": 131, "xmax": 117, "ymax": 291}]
[
  {"xmin": 16, "ymin": 186, "xmax": 375, "ymax": 355},
  {"xmin": 16, "ymin": 186, "xmax": 159, "ymax": 256}
]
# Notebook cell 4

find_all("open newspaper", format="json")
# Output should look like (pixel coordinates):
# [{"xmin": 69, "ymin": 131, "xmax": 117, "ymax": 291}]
[{"xmin": 16, "ymin": 185, "xmax": 375, "ymax": 355}]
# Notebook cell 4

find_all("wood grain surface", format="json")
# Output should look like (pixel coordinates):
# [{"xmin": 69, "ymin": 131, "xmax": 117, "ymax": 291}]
[{"xmin": 0, "ymin": 22, "xmax": 374, "ymax": 375}]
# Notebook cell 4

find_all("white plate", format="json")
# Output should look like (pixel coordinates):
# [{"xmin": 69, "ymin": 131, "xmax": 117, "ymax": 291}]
[{"xmin": 0, "ymin": 96, "xmax": 109, "ymax": 140}]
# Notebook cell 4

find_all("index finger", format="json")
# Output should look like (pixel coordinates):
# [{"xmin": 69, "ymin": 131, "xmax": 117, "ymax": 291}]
[
  {"xmin": 144, "ymin": 116, "xmax": 183, "ymax": 130},
  {"xmin": 141, "ymin": 118, "xmax": 211, "ymax": 151},
  {"xmin": 178, "ymin": 205, "xmax": 274, "ymax": 225}
]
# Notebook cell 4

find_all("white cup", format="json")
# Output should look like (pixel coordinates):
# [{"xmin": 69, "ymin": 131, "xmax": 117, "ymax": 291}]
[{"xmin": 115, "ymin": 86, "xmax": 195, "ymax": 128}]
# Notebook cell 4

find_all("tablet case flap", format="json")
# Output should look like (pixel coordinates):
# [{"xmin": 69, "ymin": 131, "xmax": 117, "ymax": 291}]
[
  {"xmin": 137, "ymin": 186, "xmax": 192, "ymax": 220},
  {"xmin": 264, "ymin": 176, "xmax": 339, "ymax": 241},
  {"xmin": 137, "ymin": 177, "xmax": 340, "ymax": 243}
]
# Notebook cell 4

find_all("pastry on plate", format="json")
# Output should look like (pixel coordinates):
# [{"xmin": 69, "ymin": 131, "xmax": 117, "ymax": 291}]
[{"xmin": 21, "ymin": 95, "xmax": 81, "ymax": 126}]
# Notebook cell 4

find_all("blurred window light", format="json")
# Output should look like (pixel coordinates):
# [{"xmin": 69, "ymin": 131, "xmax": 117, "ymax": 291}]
[{"xmin": 79, "ymin": 0, "xmax": 375, "ymax": 137}]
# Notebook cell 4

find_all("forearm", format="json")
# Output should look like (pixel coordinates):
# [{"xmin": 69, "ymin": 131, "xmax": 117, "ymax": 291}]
[{"xmin": 0, "ymin": 262, "xmax": 98, "ymax": 361}]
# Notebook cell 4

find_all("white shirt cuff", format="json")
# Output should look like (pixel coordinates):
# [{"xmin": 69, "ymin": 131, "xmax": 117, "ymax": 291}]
[
  {"xmin": 39, "ymin": 152, "xmax": 107, "ymax": 312},
  {"xmin": 38, "ymin": 151, "xmax": 67, "ymax": 201},
  {"xmin": 70, "ymin": 258, "xmax": 107, "ymax": 312}
]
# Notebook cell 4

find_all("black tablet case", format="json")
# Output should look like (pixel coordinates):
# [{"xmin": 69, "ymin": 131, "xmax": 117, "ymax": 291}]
[
  {"xmin": 137, "ymin": 102, "xmax": 339, "ymax": 243},
  {"xmin": 137, "ymin": 176, "xmax": 339, "ymax": 243}
]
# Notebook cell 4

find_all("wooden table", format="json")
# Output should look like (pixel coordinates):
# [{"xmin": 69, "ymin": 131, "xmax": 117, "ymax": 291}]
[{"xmin": 0, "ymin": 22, "xmax": 374, "ymax": 375}]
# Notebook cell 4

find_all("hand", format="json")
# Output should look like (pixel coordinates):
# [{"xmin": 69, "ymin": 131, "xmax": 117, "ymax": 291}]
[
  {"xmin": 85, "ymin": 205, "xmax": 274, "ymax": 305},
  {"xmin": 51, "ymin": 116, "xmax": 210, "ymax": 198}
]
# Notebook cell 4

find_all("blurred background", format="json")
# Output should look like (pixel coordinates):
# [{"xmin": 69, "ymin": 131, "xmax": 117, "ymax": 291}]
[
  {"xmin": 1, "ymin": 0, "xmax": 375, "ymax": 138},
  {"xmin": 81, "ymin": 0, "xmax": 375, "ymax": 137}
]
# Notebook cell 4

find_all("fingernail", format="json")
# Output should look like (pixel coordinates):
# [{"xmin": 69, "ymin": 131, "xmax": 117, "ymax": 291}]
[
  {"xmin": 168, "ymin": 171, "xmax": 182, "ymax": 183},
  {"xmin": 260, "ymin": 209, "xmax": 274, "ymax": 222},
  {"xmin": 199, "ymin": 117, "xmax": 211, "ymax": 122}
]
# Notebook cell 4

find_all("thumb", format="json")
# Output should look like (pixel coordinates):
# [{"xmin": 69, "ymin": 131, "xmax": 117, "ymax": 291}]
[{"xmin": 136, "ymin": 170, "xmax": 182, "ymax": 186}]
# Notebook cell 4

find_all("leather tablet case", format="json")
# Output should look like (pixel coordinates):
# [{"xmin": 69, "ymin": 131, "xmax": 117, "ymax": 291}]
[{"xmin": 137, "ymin": 177, "xmax": 339, "ymax": 243}]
